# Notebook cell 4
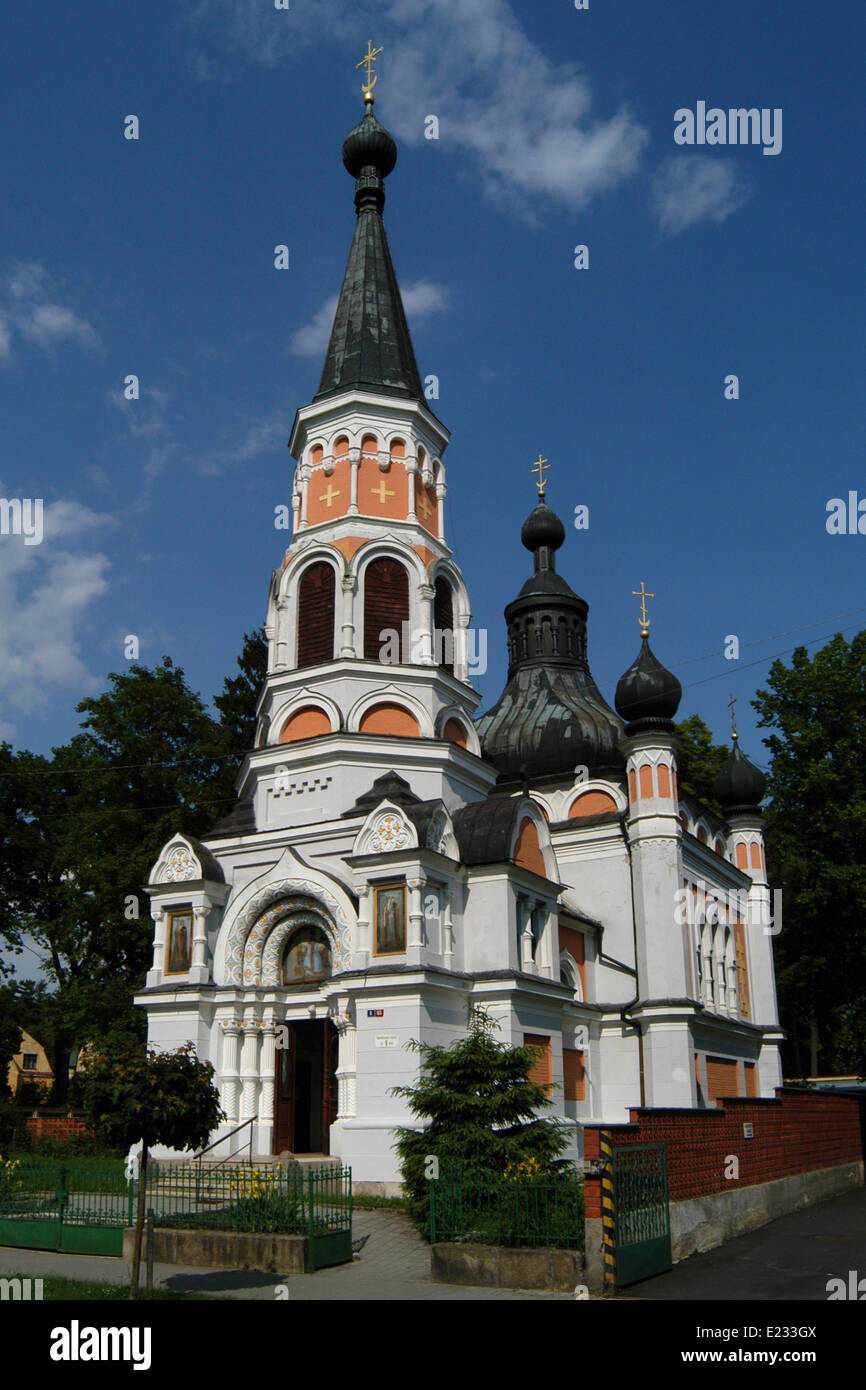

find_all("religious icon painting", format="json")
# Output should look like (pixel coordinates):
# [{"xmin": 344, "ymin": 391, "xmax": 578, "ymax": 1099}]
[
  {"xmin": 166, "ymin": 909, "xmax": 193, "ymax": 974},
  {"xmin": 374, "ymin": 882, "xmax": 406, "ymax": 955},
  {"xmin": 282, "ymin": 926, "xmax": 332, "ymax": 985}
]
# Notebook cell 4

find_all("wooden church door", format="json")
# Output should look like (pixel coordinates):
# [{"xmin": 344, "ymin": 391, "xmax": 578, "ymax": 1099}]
[{"xmin": 273, "ymin": 1020, "xmax": 338, "ymax": 1155}]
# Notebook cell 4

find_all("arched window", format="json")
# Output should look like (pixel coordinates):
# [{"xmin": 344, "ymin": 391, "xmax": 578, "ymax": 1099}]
[
  {"xmin": 434, "ymin": 576, "xmax": 454, "ymax": 674},
  {"xmin": 280, "ymin": 706, "xmax": 331, "ymax": 743},
  {"xmin": 282, "ymin": 926, "xmax": 331, "ymax": 986},
  {"xmin": 443, "ymin": 717, "xmax": 468, "ymax": 748},
  {"xmin": 297, "ymin": 562, "xmax": 335, "ymax": 668},
  {"xmin": 358, "ymin": 703, "xmax": 420, "ymax": 737},
  {"xmin": 568, "ymin": 790, "xmax": 617, "ymax": 818},
  {"xmin": 364, "ymin": 558, "xmax": 409, "ymax": 661}
]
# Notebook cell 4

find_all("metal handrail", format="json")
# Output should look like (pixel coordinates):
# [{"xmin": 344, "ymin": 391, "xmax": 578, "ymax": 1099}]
[{"xmin": 193, "ymin": 1118, "xmax": 255, "ymax": 1171}]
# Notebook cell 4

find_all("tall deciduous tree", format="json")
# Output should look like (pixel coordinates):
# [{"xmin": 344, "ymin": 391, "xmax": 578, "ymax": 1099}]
[
  {"xmin": 214, "ymin": 627, "xmax": 268, "ymax": 761},
  {"xmin": 0, "ymin": 659, "xmax": 236, "ymax": 1083},
  {"xmin": 675, "ymin": 714, "xmax": 730, "ymax": 818},
  {"xmin": 754, "ymin": 632, "xmax": 866, "ymax": 1077}
]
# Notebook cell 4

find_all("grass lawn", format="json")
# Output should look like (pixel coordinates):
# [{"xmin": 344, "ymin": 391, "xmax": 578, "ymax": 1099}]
[{"xmin": 42, "ymin": 1276, "xmax": 214, "ymax": 1300}]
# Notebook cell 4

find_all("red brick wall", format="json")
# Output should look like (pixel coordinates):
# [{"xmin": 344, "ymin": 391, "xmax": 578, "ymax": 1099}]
[
  {"xmin": 585, "ymin": 1089, "xmax": 862, "ymax": 1210},
  {"xmin": 23, "ymin": 1116, "xmax": 92, "ymax": 1142}
]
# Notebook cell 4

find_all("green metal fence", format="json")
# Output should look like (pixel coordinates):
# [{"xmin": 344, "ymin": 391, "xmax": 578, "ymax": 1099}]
[
  {"xmin": 430, "ymin": 1166, "xmax": 584, "ymax": 1250},
  {"xmin": 0, "ymin": 1157, "xmax": 131, "ymax": 1256},
  {"xmin": 0, "ymin": 1157, "xmax": 353, "ymax": 1268}
]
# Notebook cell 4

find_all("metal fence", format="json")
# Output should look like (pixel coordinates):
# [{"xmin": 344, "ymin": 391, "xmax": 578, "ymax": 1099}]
[
  {"xmin": 429, "ymin": 1166, "xmax": 585, "ymax": 1250},
  {"xmin": 143, "ymin": 1161, "xmax": 352, "ymax": 1238},
  {"xmin": 0, "ymin": 1157, "xmax": 131, "ymax": 1255},
  {"xmin": 0, "ymin": 1156, "xmax": 353, "ymax": 1265}
]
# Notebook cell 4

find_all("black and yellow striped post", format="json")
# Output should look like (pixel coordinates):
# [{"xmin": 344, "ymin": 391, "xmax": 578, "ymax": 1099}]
[{"xmin": 599, "ymin": 1129, "xmax": 617, "ymax": 1289}]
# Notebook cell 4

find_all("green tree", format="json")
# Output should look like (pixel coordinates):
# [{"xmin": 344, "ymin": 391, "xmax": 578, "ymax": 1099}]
[
  {"xmin": 0, "ymin": 986, "xmax": 23, "ymax": 1100},
  {"xmin": 392, "ymin": 1006, "xmax": 573, "ymax": 1228},
  {"xmin": 753, "ymin": 632, "xmax": 866, "ymax": 1077},
  {"xmin": 675, "ymin": 714, "xmax": 730, "ymax": 817},
  {"xmin": 0, "ymin": 659, "xmax": 236, "ymax": 1086},
  {"xmin": 214, "ymin": 627, "xmax": 268, "ymax": 762},
  {"xmin": 81, "ymin": 1040, "xmax": 224, "ymax": 1298}
]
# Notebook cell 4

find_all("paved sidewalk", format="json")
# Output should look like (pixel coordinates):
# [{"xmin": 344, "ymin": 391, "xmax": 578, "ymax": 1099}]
[{"xmin": 0, "ymin": 1210, "xmax": 570, "ymax": 1301}]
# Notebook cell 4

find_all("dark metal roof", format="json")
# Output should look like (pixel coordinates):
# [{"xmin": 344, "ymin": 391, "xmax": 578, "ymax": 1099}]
[
  {"xmin": 452, "ymin": 796, "xmax": 544, "ymax": 868},
  {"xmin": 342, "ymin": 770, "xmax": 421, "ymax": 817},
  {"xmin": 476, "ymin": 496, "xmax": 623, "ymax": 781},
  {"xmin": 315, "ymin": 108, "xmax": 424, "ymax": 404},
  {"xmin": 714, "ymin": 738, "xmax": 766, "ymax": 814},
  {"xmin": 206, "ymin": 798, "xmax": 257, "ymax": 838},
  {"xmin": 615, "ymin": 634, "xmax": 682, "ymax": 729}
]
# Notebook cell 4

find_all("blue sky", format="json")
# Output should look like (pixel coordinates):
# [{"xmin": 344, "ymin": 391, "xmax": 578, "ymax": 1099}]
[{"xmin": 1, "ymin": 0, "xmax": 864, "ymax": 772}]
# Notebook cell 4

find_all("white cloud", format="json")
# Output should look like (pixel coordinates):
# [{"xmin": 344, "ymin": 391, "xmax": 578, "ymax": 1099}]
[
  {"xmin": 196, "ymin": 414, "xmax": 288, "ymax": 475},
  {"xmin": 181, "ymin": 0, "xmax": 649, "ymax": 214},
  {"xmin": 0, "ymin": 496, "xmax": 116, "ymax": 709},
  {"xmin": 1, "ymin": 262, "xmax": 100, "ymax": 359},
  {"xmin": 290, "ymin": 280, "xmax": 449, "ymax": 359},
  {"xmin": 652, "ymin": 156, "xmax": 750, "ymax": 235}
]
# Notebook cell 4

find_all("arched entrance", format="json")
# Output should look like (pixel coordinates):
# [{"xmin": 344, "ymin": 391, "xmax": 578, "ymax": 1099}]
[{"xmin": 274, "ymin": 1019, "xmax": 339, "ymax": 1155}]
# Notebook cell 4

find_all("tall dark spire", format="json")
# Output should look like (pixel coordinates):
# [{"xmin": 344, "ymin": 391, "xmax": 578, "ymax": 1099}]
[{"xmin": 314, "ymin": 102, "xmax": 424, "ymax": 404}]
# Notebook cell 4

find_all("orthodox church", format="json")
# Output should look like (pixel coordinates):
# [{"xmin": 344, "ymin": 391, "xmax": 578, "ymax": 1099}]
[{"xmin": 137, "ymin": 76, "xmax": 783, "ymax": 1182}]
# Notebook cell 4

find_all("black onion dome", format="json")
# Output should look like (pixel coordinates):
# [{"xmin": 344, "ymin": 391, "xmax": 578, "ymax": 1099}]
[
  {"xmin": 476, "ymin": 496, "xmax": 624, "ymax": 782},
  {"xmin": 615, "ymin": 635, "xmax": 682, "ymax": 729},
  {"xmin": 714, "ymin": 739, "xmax": 766, "ymax": 814},
  {"xmin": 342, "ymin": 109, "xmax": 397, "ymax": 179},
  {"xmin": 521, "ymin": 502, "xmax": 565, "ymax": 554}
]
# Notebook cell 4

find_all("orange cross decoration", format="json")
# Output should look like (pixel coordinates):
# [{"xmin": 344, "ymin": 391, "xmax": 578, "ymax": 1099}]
[
  {"xmin": 417, "ymin": 490, "xmax": 433, "ymax": 519},
  {"xmin": 319, "ymin": 482, "xmax": 341, "ymax": 508},
  {"xmin": 371, "ymin": 479, "xmax": 395, "ymax": 505}
]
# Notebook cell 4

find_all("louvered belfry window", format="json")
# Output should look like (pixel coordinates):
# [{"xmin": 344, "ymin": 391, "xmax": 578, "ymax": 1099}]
[
  {"xmin": 434, "ymin": 576, "xmax": 454, "ymax": 674},
  {"xmin": 297, "ymin": 562, "xmax": 335, "ymax": 668},
  {"xmin": 364, "ymin": 558, "xmax": 409, "ymax": 662}
]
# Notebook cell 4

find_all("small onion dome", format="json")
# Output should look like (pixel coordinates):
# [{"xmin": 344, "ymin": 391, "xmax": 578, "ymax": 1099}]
[
  {"xmin": 521, "ymin": 501, "xmax": 565, "ymax": 554},
  {"xmin": 714, "ymin": 738, "xmax": 766, "ymax": 814},
  {"xmin": 615, "ymin": 635, "xmax": 682, "ymax": 728},
  {"xmin": 342, "ymin": 109, "xmax": 397, "ymax": 180}
]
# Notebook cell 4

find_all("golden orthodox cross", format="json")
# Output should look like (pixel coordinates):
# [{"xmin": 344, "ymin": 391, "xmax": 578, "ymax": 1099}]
[
  {"xmin": 728, "ymin": 693, "xmax": 738, "ymax": 740},
  {"xmin": 531, "ymin": 453, "xmax": 549, "ymax": 498},
  {"xmin": 632, "ymin": 581, "xmax": 654, "ymax": 636},
  {"xmin": 357, "ymin": 40, "xmax": 383, "ymax": 101},
  {"xmin": 371, "ymin": 479, "xmax": 395, "ymax": 505},
  {"xmin": 319, "ymin": 482, "xmax": 341, "ymax": 508}
]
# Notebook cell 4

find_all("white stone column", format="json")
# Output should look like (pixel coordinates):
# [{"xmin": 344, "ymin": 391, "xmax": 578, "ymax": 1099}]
[
  {"xmin": 221, "ymin": 1023, "xmax": 241, "ymax": 1125},
  {"xmin": 354, "ymin": 885, "xmax": 371, "ymax": 967},
  {"xmin": 340, "ymin": 575, "xmax": 356, "ymax": 658},
  {"xmin": 335, "ymin": 1021, "xmax": 357, "ymax": 1120},
  {"xmin": 407, "ymin": 876, "xmax": 425, "ymax": 965},
  {"xmin": 538, "ymin": 905, "xmax": 555, "ymax": 979},
  {"xmin": 299, "ymin": 466, "xmax": 309, "ymax": 526},
  {"xmin": 418, "ymin": 584, "xmax": 435, "ymax": 664},
  {"xmin": 406, "ymin": 458, "xmax": 418, "ymax": 522},
  {"xmin": 189, "ymin": 906, "xmax": 210, "ymax": 984},
  {"xmin": 240, "ymin": 1021, "xmax": 260, "ymax": 1121},
  {"xmin": 443, "ymin": 890, "xmax": 454, "ymax": 966},
  {"xmin": 274, "ymin": 597, "xmax": 289, "ymax": 670},
  {"xmin": 349, "ymin": 449, "xmax": 360, "ymax": 515},
  {"xmin": 258, "ymin": 1018, "xmax": 276, "ymax": 1128},
  {"xmin": 436, "ymin": 481, "xmax": 446, "ymax": 541},
  {"xmin": 146, "ymin": 906, "xmax": 166, "ymax": 986}
]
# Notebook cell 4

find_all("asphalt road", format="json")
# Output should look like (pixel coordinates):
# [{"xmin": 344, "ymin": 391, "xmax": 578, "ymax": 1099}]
[{"xmin": 621, "ymin": 1185, "xmax": 866, "ymax": 1301}]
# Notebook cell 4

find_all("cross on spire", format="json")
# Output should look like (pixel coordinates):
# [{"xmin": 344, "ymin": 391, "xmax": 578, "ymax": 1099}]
[
  {"xmin": 728, "ymin": 692, "xmax": 739, "ymax": 742},
  {"xmin": 357, "ymin": 40, "xmax": 383, "ymax": 103},
  {"xmin": 632, "ymin": 581, "xmax": 654, "ymax": 637},
  {"xmin": 531, "ymin": 453, "xmax": 549, "ymax": 498}
]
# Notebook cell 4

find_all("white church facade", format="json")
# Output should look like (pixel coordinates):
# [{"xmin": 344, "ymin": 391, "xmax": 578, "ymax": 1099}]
[{"xmin": 137, "ymin": 88, "xmax": 783, "ymax": 1184}]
